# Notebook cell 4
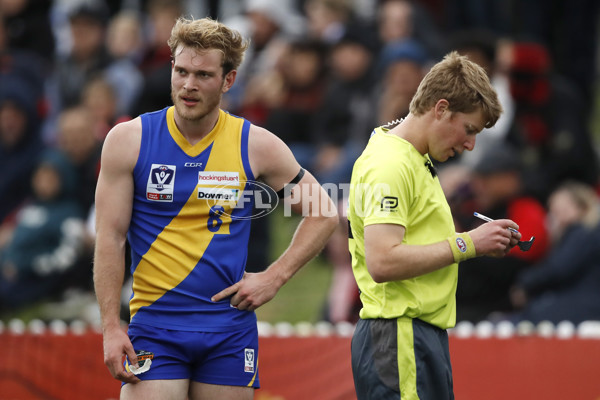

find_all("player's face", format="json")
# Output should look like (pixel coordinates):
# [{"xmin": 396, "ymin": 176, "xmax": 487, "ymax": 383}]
[
  {"xmin": 171, "ymin": 46, "xmax": 234, "ymax": 122},
  {"xmin": 431, "ymin": 108, "xmax": 485, "ymax": 162}
]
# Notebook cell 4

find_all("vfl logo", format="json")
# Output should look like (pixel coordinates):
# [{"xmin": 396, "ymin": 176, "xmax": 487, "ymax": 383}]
[
  {"xmin": 244, "ymin": 348, "xmax": 255, "ymax": 373},
  {"xmin": 455, "ymin": 237, "xmax": 468, "ymax": 253},
  {"xmin": 146, "ymin": 164, "xmax": 176, "ymax": 202},
  {"xmin": 380, "ymin": 196, "xmax": 398, "ymax": 210}
]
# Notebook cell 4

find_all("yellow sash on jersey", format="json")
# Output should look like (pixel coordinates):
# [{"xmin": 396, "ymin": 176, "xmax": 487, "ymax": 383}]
[{"xmin": 130, "ymin": 108, "xmax": 248, "ymax": 319}]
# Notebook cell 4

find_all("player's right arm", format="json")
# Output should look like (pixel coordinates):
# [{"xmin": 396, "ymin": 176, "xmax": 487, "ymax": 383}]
[{"xmin": 93, "ymin": 118, "xmax": 142, "ymax": 383}]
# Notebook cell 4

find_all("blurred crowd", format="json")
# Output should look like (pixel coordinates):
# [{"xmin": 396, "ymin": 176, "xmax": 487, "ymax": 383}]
[{"xmin": 1, "ymin": 0, "xmax": 599, "ymax": 325}]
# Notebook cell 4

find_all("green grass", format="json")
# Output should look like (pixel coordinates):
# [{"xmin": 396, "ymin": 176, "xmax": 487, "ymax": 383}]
[
  {"xmin": 0, "ymin": 302, "xmax": 46, "ymax": 323},
  {"xmin": 255, "ymin": 208, "xmax": 333, "ymax": 324}
]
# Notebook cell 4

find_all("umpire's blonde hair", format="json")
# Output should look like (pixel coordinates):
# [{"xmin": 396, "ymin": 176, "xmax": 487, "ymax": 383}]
[
  {"xmin": 168, "ymin": 17, "xmax": 249, "ymax": 75},
  {"xmin": 409, "ymin": 51, "xmax": 502, "ymax": 128}
]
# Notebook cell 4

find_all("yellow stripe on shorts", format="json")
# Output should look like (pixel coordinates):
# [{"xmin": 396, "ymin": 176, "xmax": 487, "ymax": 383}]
[{"xmin": 397, "ymin": 317, "xmax": 419, "ymax": 399}]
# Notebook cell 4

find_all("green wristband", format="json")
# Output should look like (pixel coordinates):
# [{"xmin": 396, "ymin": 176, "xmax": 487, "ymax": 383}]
[{"xmin": 447, "ymin": 233, "xmax": 476, "ymax": 262}]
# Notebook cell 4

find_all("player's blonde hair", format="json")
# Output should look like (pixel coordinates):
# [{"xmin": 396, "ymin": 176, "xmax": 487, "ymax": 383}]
[
  {"xmin": 168, "ymin": 17, "xmax": 249, "ymax": 75},
  {"xmin": 409, "ymin": 51, "xmax": 502, "ymax": 128}
]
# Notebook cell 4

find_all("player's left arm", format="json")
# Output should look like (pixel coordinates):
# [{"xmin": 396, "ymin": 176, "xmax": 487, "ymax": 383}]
[{"xmin": 211, "ymin": 125, "xmax": 338, "ymax": 310}]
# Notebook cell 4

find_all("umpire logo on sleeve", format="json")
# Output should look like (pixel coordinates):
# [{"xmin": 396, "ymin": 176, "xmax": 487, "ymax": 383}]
[
  {"xmin": 381, "ymin": 196, "xmax": 398, "ymax": 211},
  {"xmin": 147, "ymin": 164, "xmax": 176, "ymax": 202}
]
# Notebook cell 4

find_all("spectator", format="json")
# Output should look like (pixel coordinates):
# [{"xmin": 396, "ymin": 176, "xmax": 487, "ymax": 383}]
[
  {"xmin": 49, "ymin": 1, "xmax": 110, "ymax": 110},
  {"xmin": 453, "ymin": 144, "xmax": 549, "ymax": 322},
  {"xmin": 448, "ymin": 29, "xmax": 515, "ymax": 169},
  {"xmin": 0, "ymin": 150, "xmax": 87, "ymax": 312},
  {"xmin": 377, "ymin": 0, "xmax": 413, "ymax": 45},
  {"xmin": 264, "ymin": 39, "xmax": 329, "ymax": 168},
  {"xmin": 304, "ymin": 0, "xmax": 353, "ymax": 44},
  {"xmin": 81, "ymin": 76, "xmax": 131, "ymax": 141},
  {"xmin": 376, "ymin": 0, "xmax": 445, "ymax": 59},
  {"xmin": 132, "ymin": 0, "xmax": 182, "ymax": 114},
  {"xmin": 0, "ymin": 11, "xmax": 48, "ymax": 91},
  {"xmin": 444, "ymin": 0, "xmax": 511, "ymax": 36},
  {"xmin": 0, "ymin": 0, "xmax": 55, "ymax": 64},
  {"xmin": 507, "ymin": 181, "xmax": 600, "ymax": 324},
  {"xmin": 506, "ymin": 0, "xmax": 600, "ymax": 115},
  {"xmin": 0, "ymin": 76, "xmax": 44, "ymax": 224},
  {"xmin": 227, "ymin": 0, "xmax": 305, "ymax": 124},
  {"xmin": 44, "ymin": 1, "xmax": 111, "ymax": 143},
  {"xmin": 311, "ymin": 24, "xmax": 379, "ymax": 186},
  {"xmin": 468, "ymin": 144, "xmax": 550, "ymax": 261},
  {"xmin": 498, "ymin": 41, "xmax": 599, "ymax": 201},
  {"xmin": 375, "ymin": 39, "xmax": 429, "ymax": 124},
  {"xmin": 55, "ymin": 106, "xmax": 102, "ymax": 212},
  {"xmin": 104, "ymin": 9, "xmax": 144, "ymax": 117}
]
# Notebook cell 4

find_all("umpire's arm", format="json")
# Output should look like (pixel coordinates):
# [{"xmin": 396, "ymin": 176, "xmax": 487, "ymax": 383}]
[{"xmin": 365, "ymin": 220, "xmax": 521, "ymax": 283}]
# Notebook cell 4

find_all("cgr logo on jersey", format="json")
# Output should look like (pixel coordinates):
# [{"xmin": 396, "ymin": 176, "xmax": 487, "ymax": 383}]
[
  {"xmin": 146, "ymin": 164, "xmax": 176, "ymax": 202},
  {"xmin": 244, "ymin": 348, "xmax": 255, "ymax": 373}
]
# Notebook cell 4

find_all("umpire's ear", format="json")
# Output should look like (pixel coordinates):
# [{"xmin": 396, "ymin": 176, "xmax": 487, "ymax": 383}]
[{"xmin": 434, "ymin": 99, "xmax": 450, "ymax": 119}]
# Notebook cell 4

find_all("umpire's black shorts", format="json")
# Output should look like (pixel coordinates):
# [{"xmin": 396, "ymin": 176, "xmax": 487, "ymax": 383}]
[{"xmin": 351, "ymin": 317, "xmax": 454, "ymax": 400}]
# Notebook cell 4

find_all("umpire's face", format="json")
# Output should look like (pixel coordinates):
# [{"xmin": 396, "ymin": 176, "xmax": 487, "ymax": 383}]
[{"xmin": 430, "ymin": 104, "xmax": 484, "ymax": 162}]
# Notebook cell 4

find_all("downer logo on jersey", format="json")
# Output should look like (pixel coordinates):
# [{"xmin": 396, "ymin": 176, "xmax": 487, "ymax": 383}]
[
  {"xmin": 199, "ymin": 180, "xmax": 279, "ymax": 220},
  {"xmin": 146, "ymin": 164, "xmax": 176, "ymax": 202},
  {"xmin": 198, "ymin": 187, "xmax": 240, "ymax": 202}
]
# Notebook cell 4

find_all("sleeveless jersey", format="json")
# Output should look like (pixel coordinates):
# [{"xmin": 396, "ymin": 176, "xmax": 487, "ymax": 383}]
[{"xmin": 128, "ymin": 106, "xmax": 257, "ymax": 331}]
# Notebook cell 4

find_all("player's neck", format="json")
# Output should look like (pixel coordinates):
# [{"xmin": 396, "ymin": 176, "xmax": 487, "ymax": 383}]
[{"xmin": 174, "ymin": 107, "xmax": 220, "ymax": 145}]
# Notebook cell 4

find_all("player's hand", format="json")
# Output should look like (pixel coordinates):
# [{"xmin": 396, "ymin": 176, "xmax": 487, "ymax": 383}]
[
  {"xmin": 102, "ymin": 326, "xmax": 140, "ymax": 384},
  {"xmin": 469, "ymin": 219, "xmax": 521, "ymax": 258},
  {"xmin": 211, "ymin": 271, "xmax": 281, "ymax": 311}
]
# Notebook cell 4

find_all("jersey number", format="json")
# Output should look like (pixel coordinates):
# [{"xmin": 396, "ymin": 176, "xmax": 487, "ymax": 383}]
[{"xmin": 207, "ymin": 205, "xmax": 225, "ymax": 232}]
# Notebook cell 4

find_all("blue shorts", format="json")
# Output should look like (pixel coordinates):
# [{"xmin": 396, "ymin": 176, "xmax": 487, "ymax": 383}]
[{"xmin": 126, "ymin": 323, "xmax": 260, "ymax": 388}]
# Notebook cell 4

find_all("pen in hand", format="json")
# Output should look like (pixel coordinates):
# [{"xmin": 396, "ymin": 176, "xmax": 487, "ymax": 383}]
[
  {"xmin": 473, "ymin": 212, "xmax": 519, "ymax": 233},
  {"xmin": 473, "ymin": 212, "xmax": 535, "ymax": 251}
]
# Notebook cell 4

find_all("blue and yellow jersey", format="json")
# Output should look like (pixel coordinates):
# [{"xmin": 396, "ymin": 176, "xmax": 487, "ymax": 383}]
[{"xmin": 128, "ymin": 106, "xmax": 256, "ymax": 331}]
